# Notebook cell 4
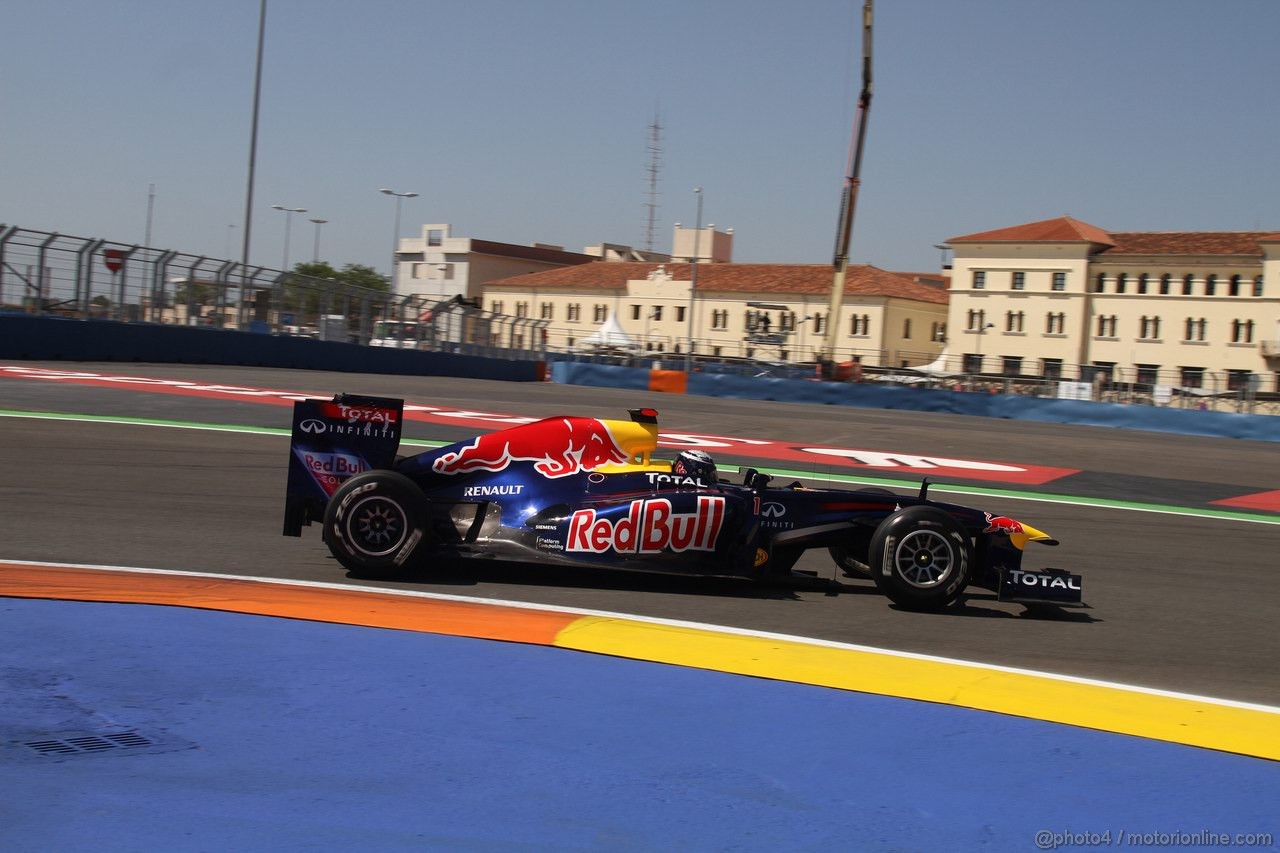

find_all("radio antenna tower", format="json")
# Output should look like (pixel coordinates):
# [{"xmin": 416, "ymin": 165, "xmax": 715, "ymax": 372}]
[{"xmin": 642, "ymin": 114, "xmax": 663, "ymax": 254}]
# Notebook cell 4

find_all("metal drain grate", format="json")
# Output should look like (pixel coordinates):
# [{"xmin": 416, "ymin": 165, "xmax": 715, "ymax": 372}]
[{"xmin": 21, "ymin": 730, "xmax": 155, "ymax": 757}]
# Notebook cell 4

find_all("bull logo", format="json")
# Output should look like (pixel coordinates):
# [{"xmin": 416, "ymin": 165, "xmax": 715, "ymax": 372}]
[
  {"xmin": 983, "ymin": 512, "xmax": 1025, "ymax": 536},
  {"xmin": 432, "ymin": 417, "xmax": 630, "ymax": 479}
]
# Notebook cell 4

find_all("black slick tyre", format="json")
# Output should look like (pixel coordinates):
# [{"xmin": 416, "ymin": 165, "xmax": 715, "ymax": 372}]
[
  {"xmin": 867, "ymin": 505, "xmax": 971, "ymax": 611},
  {"xmin": 323, "ymin": 470, "xmax": 427, "ymax": 578}
]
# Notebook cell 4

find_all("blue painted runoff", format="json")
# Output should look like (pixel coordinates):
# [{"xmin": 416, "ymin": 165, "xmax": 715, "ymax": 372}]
[{"xmin": 1, "ymin": 598, "xmax": 1276, "ymax": 852}]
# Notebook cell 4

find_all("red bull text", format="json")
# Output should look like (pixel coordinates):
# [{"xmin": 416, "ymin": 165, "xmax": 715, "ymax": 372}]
[{"xmin": 567, "ymin": 496, "xmax": 725, "ymax": 555}]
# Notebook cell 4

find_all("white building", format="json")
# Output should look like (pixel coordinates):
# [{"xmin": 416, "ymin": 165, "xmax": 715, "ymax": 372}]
[
  {"xmin": 392, "ymin": 224, "xmax": 597, "ymax": 302},
  {"xmin": 942, "ymin": 216, "xmax": 1280, "ymax": 392},
  {"xmin": 484, "ymin": 261, "xmax": 948, "ymax": 367}
]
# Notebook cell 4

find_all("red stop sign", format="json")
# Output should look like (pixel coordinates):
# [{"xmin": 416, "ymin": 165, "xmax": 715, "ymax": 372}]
[{"xmin": 103, "ymin": 248, "xmax": 125, "ymax": 273}]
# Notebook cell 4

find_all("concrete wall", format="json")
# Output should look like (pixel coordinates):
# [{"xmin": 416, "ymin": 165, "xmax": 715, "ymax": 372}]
[{"xmin": 0, "ymin": 315, "xmax": 543, "ymax": 381}]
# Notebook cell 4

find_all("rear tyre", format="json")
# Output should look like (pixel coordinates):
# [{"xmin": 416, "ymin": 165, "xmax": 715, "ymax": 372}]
[
  {"xmin": 323, "ymin": 471, "xmax": 428, "ymax": 578},
  {"xmin": 867, "ymin": 506, "xmax": 971, "ymax": 611}
]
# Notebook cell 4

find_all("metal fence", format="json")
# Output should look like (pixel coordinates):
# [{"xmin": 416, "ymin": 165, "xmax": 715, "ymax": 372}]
[
  {"xmin": 0, "ymin": 224, "xmax": 549, "ymax": 360},
  {"xmin": 3, "ymin": 223, "xmax": 1276, "ymax": 414},
  {"xmin": 868, "ymin": 351, "xmax": 1280, "ymax": 415}
]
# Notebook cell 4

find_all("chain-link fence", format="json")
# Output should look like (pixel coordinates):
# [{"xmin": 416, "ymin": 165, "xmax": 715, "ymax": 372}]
[{"xmin": 0, "ymin": 224, "xmax": 548, "ymax": 360}]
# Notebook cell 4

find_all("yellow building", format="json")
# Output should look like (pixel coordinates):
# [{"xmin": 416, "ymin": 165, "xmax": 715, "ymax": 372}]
[
  {"xmin": 484, "ymin": 262, "xmax": 948, "ymax": 368},
  {"xmin": 943, "ymin": 216, "xmax": 1280, "ymax": 393}
]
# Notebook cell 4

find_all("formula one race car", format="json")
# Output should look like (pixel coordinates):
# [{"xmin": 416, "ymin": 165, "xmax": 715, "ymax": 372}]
[{"xmin": 283, "ymin": 394, "xmax": 1083, "ymax": 611}]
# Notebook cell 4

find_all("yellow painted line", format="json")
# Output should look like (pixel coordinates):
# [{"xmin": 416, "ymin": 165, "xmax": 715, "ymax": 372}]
[
  {"xmin": 4, "ymin": 560, "xmax": 1278, "ymax": 762},
  {"xmin": 551, "ymin": 617, "xmax": 1280, "ymax": 762}
]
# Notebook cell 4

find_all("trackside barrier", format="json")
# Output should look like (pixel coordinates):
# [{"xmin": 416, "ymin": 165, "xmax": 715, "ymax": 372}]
[
  {"xmin": 550, "ymin": 361, "xmax": 1280, "ymax": 443},
  {"xmin": 648, "ymin": 370, "xmax": 688, "ymax": 394},
  {"xmin": 0, "ymin": 315, "xmax": 543, "ymax": 382}
]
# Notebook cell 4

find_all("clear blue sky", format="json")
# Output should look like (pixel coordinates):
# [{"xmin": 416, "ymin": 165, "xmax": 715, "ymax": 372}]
[{"xmin": 4, "ymin": 0, "xmax": 1278, "ymax": 276}]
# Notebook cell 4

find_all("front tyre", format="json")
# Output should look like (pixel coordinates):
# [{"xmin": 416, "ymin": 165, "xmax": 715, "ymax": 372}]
[
  {"xmin": 868, "ymin": 506, "xmax": 971, "ymax": 611},
  {"xmin": 323, "ymin": 471, "xmax": 427, "ymax": 578}
]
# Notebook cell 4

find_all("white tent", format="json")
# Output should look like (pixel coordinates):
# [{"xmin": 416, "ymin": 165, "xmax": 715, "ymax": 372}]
[{"xmin": 578, "ymin": 313, "xmax": 638, "ymax": 351}]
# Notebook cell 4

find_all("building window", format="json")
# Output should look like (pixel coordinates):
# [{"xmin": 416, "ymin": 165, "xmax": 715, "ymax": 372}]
[
  {"xmin": 972, "ymin": 271, "xmax": 986, "ymax": 290},
  {"xmin": 1093, "ymin": 273, "xmax": 1106, "ymax": 293},
  {"xmin": 1160, "ymin": 274, "xmax": 1171, "ymax": 295},
  {"xmin": 1002, "ymin": 356, "xmax": 1023, "ymax": 376},
  {"xmin": 1205, "ymin": 274, "xmax": 1217, "ymax": 297},
  {"xmin": 652, "ymin": 306, "xmax": 663, "ymax": 321},
  {"xmin": 540, "ymin": 302, "xmax": 553, "ymax": 320},
  {"xmin": 1052, "ymin": 272, "xmax": 1066, "ymax": 292},
  {"xmin": 1182, "ymin": 274, "xmax": 1194, "ymax": 296},
  {"xmin": 1184, "ymin": 317, "xmax": 1207, "ymax": 341},
  {"xmin": 902, "ymin": 318, "xmax": 911, "ymax": 338},
  {"xmin": 515, "ymin": 302, "xmax": 529, "ymax": 319},
  {"xmin": 1045, "ymin": 312, "xmax": 1065, "ymax": 334},
  {"xmin": 567, "ymin": 303, "xmax": 580, "ymax": 322},
  {"xmin": 1139, "ymin": 315, "xmax": 1161, "ymax": 340},
  {"xmin": 813, "ymin": 313, "xmax": 826, "ymax": 334},
  {"xmin": 1180, "ymin": 366, "xmax": 1205, "ymax": 388},
  {"xmin": 1005, "ymin": 311, "xmax": 1024, "ymax": 333},
  {"xmin": 1137, "ymin": 273, "xmax": 1149, "ymax": 295},
  {"xmin": 1096, "ymin": 315, "xmax": 1117, "ymax": 337},
  {"xmin": 1012, "ymin": 271, "xmax": 1025, "ymax": 290},
  {"xmin": 1231, "ymin": 319, "xmax": 1255, "ymax": 344},
  {"xmin": 711, "ymin": 310, "xmax": 728, "ymax": 330},
  {"xmin": 1226, "ymin": 370, "xmax": 1253, "ymax": 391},
  {"xmin": 931, "ymin": 322, "xmax": 946, "ymax": 342},
  {"xmin": 630, "ymin": 304, "xmax": 641, "ymax": 321},
  {"xmin": 1229, "ymin": 275, "xmax": 1242, "ymax": 297},
  {"xmin": 849, "ymin": 314, "xmax": 870, "ymax": 336},
  {"xmin": 490, "ymin": 300, "xmax": 504, "ymax": 314},
  {"xmin": 963, "ymin": 353, "xmax": 983, "ymax": 373},
  {"xmin": 1088, "ymin": 361, "xmax": 1116, "ymax": 385},
  {"xmin": 780, "ymin": 312, "xmax": 796, "ymax": 331},
  {"xmin": 966, "ymin": 309, "xmax": 987, "ymax": 331},
  {"xmin": 1041, "ymin": 358, "xmax": 1063, "ymax": 380},
  {"xmin": 676, "ymin": 306, "xmax": 686, "ymax": 322},
  {"xmin": 1136, "ymin": 364, "xmax": 1160, "ymax": 386},
  {"xmin": 1115, "ymin": 273, "xmax": 1127, "ymax": 294},
  {"xmin": 427, "ymin": 229, "xmax": 444, "ymax": 246},
  {"xmin": 593, "ymin": 304, "xmax": 608, "ymax": 323},
  {"xmin": 1254, "ymin": 276, "xmax": 1264, "ymax": 297}
]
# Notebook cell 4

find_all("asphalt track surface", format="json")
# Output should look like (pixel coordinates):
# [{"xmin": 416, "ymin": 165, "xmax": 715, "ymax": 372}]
[{"xmin": 1, "ymin": 361, "xmax": 1279, "ymax": 707}]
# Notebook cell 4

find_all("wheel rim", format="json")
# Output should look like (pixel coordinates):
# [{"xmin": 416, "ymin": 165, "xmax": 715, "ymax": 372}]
[
  {"xmin": 892, "ymin": 529, "xmax": 955, "ymax": 588},
  {"xmin": 345, "ymin": 494, "xmax": 408, "ymax": 557}
]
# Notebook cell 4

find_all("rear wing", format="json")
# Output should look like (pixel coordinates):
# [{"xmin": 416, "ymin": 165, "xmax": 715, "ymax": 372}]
[{"xmin": 282, "ymin": 394, "xmax": 404, "ymax": 536}]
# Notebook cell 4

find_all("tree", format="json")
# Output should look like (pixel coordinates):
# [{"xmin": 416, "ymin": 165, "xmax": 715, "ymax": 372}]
[{"xmin": 292, "ymin": 261, "xmax": 389, "ymax": 293}]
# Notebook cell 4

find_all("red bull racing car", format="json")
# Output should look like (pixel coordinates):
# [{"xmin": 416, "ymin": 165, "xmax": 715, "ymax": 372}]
[{"xmin": 283, "ymin": 394, "xmax": 1082, "ymax": 611}]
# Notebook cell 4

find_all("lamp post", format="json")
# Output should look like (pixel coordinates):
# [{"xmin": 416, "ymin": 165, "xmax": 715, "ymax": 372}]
[
  {"xmin": 309, "ymin": 218, "xmax": 327, "ymax": 263},
  {"xmin": 271, "ymin": 205, "xmax": 306, "ymax": 271},
  {"xmin": 975, "ymin": 321, "xmax": 994, "ymax": 373},
  {"xmin": 684, "ymin": 187, "xmax": 703, "ymax": 370},
  {"xmin": 379, "ymin": 188, "xmax": 418, "ymax": 292}
]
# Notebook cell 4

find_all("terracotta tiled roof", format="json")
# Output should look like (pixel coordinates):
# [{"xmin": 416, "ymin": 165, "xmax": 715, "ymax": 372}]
[
  {"xmin": 947, "ymin": 216, "xmax": 1114, "ymax": 246},
  {"xmin": 948, "ymin": 216, "xmax": 1280, "ymax": 256},
  {"xmin": 1101, "ymin": 232, "xmax": 1280, "ymax": 255},
  {"xmin": 486, "ymin": 262, "xmax": 949, "ymax": 304}
]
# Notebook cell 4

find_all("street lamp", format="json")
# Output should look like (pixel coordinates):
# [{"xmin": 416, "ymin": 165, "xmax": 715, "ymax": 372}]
[
  {"xmin": 309, "ymin": 218, "xmax": 328, "ymax": 263},
  {"xmin": 271, "ymin": 205, "xmax": 307, "ymax": 271},
  {"xmin": 379, "ymin": 188, "xmax": 418, "ymax": 292},
  {"xmin": 975, "ymin": 321, "xmax": 995, "ymax": 372},
  {"xmin": 685, "ymin": 187, "xmax": 703, "ymax": 370}
]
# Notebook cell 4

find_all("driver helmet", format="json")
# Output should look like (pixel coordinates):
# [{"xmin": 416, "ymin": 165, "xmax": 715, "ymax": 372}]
[{"xmin": 672, "ymin": 449, "xmax": 717, "ymax": 484}]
